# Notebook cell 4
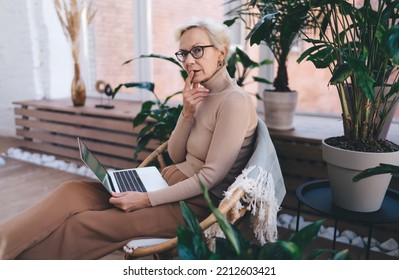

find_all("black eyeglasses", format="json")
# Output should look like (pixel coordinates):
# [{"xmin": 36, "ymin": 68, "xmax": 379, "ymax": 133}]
[{"xmin": 175, "ymin": 45, "xmax": 214, "ymax": 62}]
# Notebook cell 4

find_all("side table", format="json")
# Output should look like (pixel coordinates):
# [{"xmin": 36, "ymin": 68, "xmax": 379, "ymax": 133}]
[{"xmin": 295, "ymin": 179, "xmax": 399, "ymax": 259}]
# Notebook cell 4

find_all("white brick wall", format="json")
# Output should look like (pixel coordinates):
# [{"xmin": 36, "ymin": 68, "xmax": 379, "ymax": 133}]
[
  {"xmin": 0, "ymin": 0, "xmax": 72, "ymax": 136},
  {"xmin": 0, "ymin": 0, "xmax": 35, "ymax": 136}
]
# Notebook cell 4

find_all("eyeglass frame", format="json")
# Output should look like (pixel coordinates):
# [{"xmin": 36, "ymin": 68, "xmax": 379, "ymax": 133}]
[{"xmin": 175, "ymin": 45, "xmax": 214, "ymax": 62}]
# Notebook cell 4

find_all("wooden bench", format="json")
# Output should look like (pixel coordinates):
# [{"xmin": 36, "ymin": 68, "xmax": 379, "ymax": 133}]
[{"xmin": 13, "ymin": 97, "xmax": 158, "ymax": 169}]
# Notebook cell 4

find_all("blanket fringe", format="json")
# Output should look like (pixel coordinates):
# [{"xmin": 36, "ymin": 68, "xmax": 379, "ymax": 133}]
[{"xmin": 204, "ymin": 165, "xmax": 280, "ymax": 249}]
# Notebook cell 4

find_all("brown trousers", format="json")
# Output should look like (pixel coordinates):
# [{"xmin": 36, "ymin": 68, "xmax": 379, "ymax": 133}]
[{"xmin": 0, "ymin": 166, "xmax": 212, "ymax": 260}]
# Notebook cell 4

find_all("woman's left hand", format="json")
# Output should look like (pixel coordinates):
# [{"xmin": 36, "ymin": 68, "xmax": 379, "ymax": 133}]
[{"xmin": 109, "ymin": 191, "xmax": 151, "ymax": 212}]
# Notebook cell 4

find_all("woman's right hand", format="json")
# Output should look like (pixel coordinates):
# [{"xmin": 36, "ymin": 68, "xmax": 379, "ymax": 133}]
[
  {"xmin": 182, "ymin": 71, "xmax": 209, "ymax": 119},
  {"xmin": 109, "ymin": 191, "xmax": 151, "ymax": 212}
]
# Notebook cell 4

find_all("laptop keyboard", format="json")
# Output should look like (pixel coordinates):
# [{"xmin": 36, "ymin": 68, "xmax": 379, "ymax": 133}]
[{"xmin": 114, "ymin": 169, "xmax": 146, "ymax": 192}]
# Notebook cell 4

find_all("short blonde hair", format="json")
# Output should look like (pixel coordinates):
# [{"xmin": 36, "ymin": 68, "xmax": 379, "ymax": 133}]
[{"xmin": 175, "ymin": 18, "xmax": 231, "ymax": 65}]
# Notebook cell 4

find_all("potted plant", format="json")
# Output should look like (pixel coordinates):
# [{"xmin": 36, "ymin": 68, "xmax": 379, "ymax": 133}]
[
  {"xmin": 296, "ymin": 0, "xmax": 399, "ymax": 212},
  {"xmin": 225, "ymin": 0, "xmax": 312, "ymax": 130},
  {"xmin": 177, "ymin": 184, "xmax": 350, "ymax": 260}
]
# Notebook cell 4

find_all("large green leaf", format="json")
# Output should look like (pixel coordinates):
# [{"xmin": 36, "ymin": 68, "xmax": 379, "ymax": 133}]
[
  {"xmin": 223, "ymin": 17, "xmax": 239, "ymax": 27},
  {"xmin": 123, "ymin": 82, "xmax": 155, "ymax": 92},
  {"xmin": 213, "ymin": 237, "xmax": 246, "ymax": 259},
  {"xmin": 306, "ymin": 248, "xmax": 333, "ymax": 260},
  {"xmin": 123, "ymin": 54, "xmax": 184, "ymax": 70},
  {"xmin": 112, "ymin": 82, "xmax": 155, "ymax": 98},
  {"xmin": 385, "ymin": 25, "xmax": 399, "ymax": 65},
  {"xmin": 138, "ymin": 54, "xmax": 183, "ymax": 69},
  {"xmin": 253, "ymin": 76, "xmax": 272, "ymax": 84},
  {"xmin": 258, "ymin": 241, "xmax": 300, "ymax": 260},
  {"xmin": 331, "ymin": 249, "xmax": 351, "ymax": 260},
  {"xmin": 385, "ymin": 83, "xmax": 399, "ymax": 99},
  {"xmin": 177, "ymin": 226, "xmax": 210, "ymax": 260},
  {"xmin": 226, "ymin": 53, "xmax": 237, "ymax": 78},
  {"xmin": 132, "ymin": 101, "xmax": 155, "ymax": 127},
  {"xmin": 346, "ymin": 56, "xmax": 376, "ymax": 102},
  {"xmin": 353, "ymin": 163, "xmax": 399, "ymax": 182},
  {"xmin": 289, "ymin": 219, "xmax": 324, "ymax": 252},
  {"xmin": 305, "ymin": 248, "xmax": 350, "ymax": 260},
  {"xmin": 235, "ymin": 47, "xmax": 258, "ymax": 68},
  {"xmin": 297, "ymin": 43, "xmax": 334, "ymax": 68},
  {"xmin": 200, "ymin": 180, "xmax": 243, "ymax": 255},
  {"xmin": 329, "ymin": 63, "xmax": 353, "ymax": 85},
  {"xmin": 245, "ymin": 12, "xmax": 278, "ymax": 46},
  {"xmin": 180, "ymin": 201, "xmax": 203, "ymax": 236},
  {"xmin": 134, "ymin": 133, "xmax": 153, "ymax": 159}
]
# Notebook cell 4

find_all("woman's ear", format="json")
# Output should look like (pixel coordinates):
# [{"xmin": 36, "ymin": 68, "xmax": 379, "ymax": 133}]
[
  {"xmin": 219, "ymin": 49, "xmax": 226, "ymax": 61},
  {"xmin": 218, "ymin": 48, "xmax": 227, "ymax": 64}
]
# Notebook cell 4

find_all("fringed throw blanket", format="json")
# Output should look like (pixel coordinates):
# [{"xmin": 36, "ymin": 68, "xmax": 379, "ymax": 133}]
[{"xmin": 204, "ymin": 165, "xmax": 280, "ymax": 246}]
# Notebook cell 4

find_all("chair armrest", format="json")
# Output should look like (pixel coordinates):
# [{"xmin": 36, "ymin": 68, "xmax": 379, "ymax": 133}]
[{"xmin": 138, "ymin": 141, "xmax": 168, "ymax": 169}]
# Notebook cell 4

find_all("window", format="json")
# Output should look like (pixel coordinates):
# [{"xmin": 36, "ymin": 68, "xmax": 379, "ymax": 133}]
[
  {"xmin": 87, "ymin": 0, "xmax": 398, "ymax": 120},
  {"xmin": 150, "ymin": 0, "xmax": 226, "ymax": 100},
  {"xmin": 89, "ymin": 0, "xmax": 136, "ymax": 95}
]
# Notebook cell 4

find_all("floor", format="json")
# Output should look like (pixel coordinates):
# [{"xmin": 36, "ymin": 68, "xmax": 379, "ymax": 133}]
[
  {"xmin": 1, "ymin": 135, "xmax": 397, "ymax": 260},
  {"xmin": 0, "ymin": 136, "xmax": 125, "ymax": 260}
]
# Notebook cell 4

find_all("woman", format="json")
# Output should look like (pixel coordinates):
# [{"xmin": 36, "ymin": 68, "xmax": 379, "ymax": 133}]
[{"xmin": 0, "ymin": 18, "xmax": 258, "ymax": 259}]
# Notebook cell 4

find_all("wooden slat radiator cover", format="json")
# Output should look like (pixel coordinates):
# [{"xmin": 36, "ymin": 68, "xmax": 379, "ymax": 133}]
[{"xmin": 13, "ymin": 98, "xmax": 159, "ymax": 169}]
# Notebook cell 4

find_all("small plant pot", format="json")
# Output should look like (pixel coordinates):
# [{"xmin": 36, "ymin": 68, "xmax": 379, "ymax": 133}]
[{"xmin": 263, "ymin": 90, "xmax": 298, "ymax": 131}]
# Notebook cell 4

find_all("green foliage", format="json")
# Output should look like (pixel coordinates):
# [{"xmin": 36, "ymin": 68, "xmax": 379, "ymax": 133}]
[
  {"xmin": 177, "ymin": 183, "xmax": 350, "ymax": 260},
  {"xmin": 131, "ymin": 97, "xmax": 182, "ymax": 160},
  {"xmin": 227, "ymin": 46, "xmax": 272, "ymax": 99},
  {"xmin": 112, "ymin": 55, "xmax": 185, "ymax": 160},
  {"xmin": 296, "ymin": 0, "xmax": 399, "ymax": 143},
  {"xmin": 225, "ymin": 0, "xmax": 312, "ymax": 92}
]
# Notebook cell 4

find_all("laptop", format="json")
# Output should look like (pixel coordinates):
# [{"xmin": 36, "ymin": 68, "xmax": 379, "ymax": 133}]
[{"xmin": 77, "ymin": 138, "xmax": 169, "ymax": 194}]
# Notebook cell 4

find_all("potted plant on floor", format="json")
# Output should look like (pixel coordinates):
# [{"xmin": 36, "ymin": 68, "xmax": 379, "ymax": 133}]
[
  {"xmin": 297, "ymin": 0, "xmax": 399, "ymax": 212},
  {"xmin": 178, "ymin": 184, "xmax": 350, "ymax": 260},
  {"xmin": 225, "ymin": 0, "xmax": 312, "ymax": 130}
]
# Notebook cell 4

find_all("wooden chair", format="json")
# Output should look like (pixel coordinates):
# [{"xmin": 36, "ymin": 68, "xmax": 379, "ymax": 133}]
[{"xmin": 123, "ymin": 118, "xmax": 286, "ymax": 259}]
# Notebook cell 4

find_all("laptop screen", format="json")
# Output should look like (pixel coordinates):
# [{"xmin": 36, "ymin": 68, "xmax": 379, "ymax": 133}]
[{"xmin": 78, "ymin": 138, "xmax": 114, "ymax": 193}]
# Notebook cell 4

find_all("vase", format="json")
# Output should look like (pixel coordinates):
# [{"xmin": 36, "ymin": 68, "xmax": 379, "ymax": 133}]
[{"xmin": 71, "ymin": 63, "xmax": 86, "ymax": 107}]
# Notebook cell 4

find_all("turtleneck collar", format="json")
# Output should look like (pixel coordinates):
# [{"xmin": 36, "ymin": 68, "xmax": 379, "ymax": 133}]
[{"xmin": 201, "ymin": 66, "xmax": 234, "ymax": 94}]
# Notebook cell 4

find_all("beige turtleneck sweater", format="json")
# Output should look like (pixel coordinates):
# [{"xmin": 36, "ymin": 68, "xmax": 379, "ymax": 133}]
[{"xmin": 147, "ymin": 67, "xmax": 258, "ymax": 206}]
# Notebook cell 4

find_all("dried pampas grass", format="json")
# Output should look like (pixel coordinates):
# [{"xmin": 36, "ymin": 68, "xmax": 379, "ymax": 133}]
[{"xmin": 54, "ymin": 0, "xmax": 96, "ymax": 63}]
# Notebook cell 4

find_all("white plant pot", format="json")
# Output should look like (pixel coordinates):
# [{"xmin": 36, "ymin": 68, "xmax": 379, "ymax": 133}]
[
  {"xmin": 322, "ymin": 139, "xmax": 399, "ymax": 212},
  {"xmin": 263, "ymin": 90, "xmax": 298, "ymax": 131}
]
